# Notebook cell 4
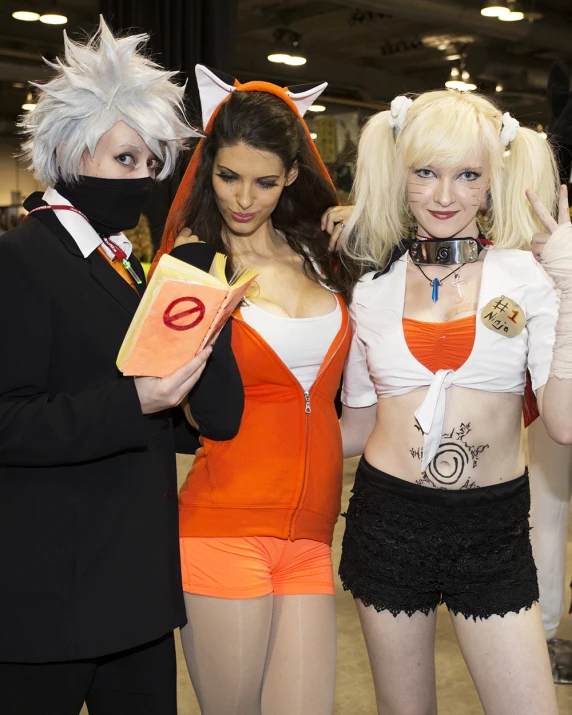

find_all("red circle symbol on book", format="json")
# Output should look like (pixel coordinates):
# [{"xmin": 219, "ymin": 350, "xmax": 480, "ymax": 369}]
[{"xmin": 163, "ymin": 297, "xmax": 206, "ymax": 331}]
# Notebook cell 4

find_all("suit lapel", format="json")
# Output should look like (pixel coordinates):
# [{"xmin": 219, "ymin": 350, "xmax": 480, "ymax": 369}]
[
  {"xmin": 88, "ymin": 250, "xmax": 142, "ymax": 316},
  {"xmin": 25, "ymin": 193, "xmax": 143, "ymax": 316},
  {"xmin": 25, "ymin": 194, "xmax": 84, "ymax": 260}
]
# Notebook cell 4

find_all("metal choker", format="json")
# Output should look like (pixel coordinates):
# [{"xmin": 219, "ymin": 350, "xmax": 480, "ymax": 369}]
[{"xmin": 410, "ymin": 237, "xmax": 484, "ymax": 266}]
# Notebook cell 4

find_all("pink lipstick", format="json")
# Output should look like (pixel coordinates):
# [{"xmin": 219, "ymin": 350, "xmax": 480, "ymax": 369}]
[
  {"xmin": 231, "ymin": 211, "xmax": 257, "ymax": 223},
  {"xmin": 429, "ymin": 210, "xmax": 458, "ymax": 220}
]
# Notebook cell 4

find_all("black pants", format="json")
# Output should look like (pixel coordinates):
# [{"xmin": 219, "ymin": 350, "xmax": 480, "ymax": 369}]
[{"xmin": 0, "ymin": 632, "xmax": 176, "ymax": 715}]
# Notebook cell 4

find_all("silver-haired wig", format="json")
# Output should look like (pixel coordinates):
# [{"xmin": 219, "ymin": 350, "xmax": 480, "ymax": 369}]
[{"xmin": 20, "ymin": 16, "xmax": 200, "ymax": 186}]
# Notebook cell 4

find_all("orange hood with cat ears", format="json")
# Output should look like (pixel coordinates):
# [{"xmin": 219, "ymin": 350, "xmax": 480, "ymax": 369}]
[{"xmin": 150, "ymin": 64, "xmax": 333, "ymax": 276}]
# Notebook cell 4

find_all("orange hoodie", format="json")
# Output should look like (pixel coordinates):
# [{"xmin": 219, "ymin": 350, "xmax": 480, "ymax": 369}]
[{"xmin": 179, "ymin": 297, "xmax": 351, "ymax": 546}]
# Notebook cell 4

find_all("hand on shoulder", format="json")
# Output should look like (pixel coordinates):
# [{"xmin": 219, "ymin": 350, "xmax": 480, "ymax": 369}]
[
  {"xmin": 174, "ymin": 227, "xmax": 203, "ymax": 248},
  {"xmin": 321, "ymin": 205, "xmax": 354, "ymax": 253}
]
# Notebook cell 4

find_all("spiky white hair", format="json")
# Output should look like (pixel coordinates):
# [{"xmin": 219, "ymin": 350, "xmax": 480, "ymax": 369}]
[{"xmin": 20, "ymin": 16, "xmax": 199, "ymax": 186}]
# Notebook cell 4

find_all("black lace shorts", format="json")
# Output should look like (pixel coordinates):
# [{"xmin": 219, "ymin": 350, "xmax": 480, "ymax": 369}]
[{"xmin": 339, "ymin": 457, "xmax": 538, "ymax": 620}]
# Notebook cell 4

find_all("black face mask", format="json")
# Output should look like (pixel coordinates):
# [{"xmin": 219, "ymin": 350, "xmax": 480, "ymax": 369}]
[{"xmin": 54, "ymin": 175, "xmax": 155, "ymax": 236}]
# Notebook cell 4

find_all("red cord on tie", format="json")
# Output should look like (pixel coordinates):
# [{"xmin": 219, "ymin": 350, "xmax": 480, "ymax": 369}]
[{"xmin": 26, "ymin": 204, "xmax": 143, "ymax": 285}]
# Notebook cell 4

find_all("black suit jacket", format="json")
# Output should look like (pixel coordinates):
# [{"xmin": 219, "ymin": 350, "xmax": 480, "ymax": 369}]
[{"xmin": 0, "ymin": 193, "xmax": 198, "ymax": 662}]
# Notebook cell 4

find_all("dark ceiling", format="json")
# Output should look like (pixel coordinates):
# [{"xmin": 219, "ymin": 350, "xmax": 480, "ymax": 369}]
[{"xmin": 1, "ymin": 0, "xmax": 571, "ymax": 136}]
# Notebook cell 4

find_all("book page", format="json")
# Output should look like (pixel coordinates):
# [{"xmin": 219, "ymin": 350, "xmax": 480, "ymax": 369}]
[
  {"xmin": 208, "ymin": 253, "xmax": 228, "ymax": 284},
  {"xmin": 208, "ymin": 253, "xmax": 258, "ymax": 288},
  {"xmin": 201, "ymin": 274, "xmax": 258, "ymax": 348}
]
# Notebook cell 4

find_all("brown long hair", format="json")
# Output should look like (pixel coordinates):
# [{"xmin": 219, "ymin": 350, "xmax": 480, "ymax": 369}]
[{"xmin": 164, "ymin": 90, "xmax": 359, "ymax": 302}]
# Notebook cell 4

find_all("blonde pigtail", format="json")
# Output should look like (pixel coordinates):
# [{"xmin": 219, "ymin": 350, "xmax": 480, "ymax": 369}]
[
  {"xmin": 491, "ymin": 126, "xmax": 559, "ymax": 249},
  {"xmin": 340, "ymin": 110, "xmax": 405, "ymax": 271}
]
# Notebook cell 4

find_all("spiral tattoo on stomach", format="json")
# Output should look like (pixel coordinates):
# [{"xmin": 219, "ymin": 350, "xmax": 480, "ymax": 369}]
[
  {"xmin": 411, "ymin": 423, "xmax": 489, "ymax": 489},
  {"xmin": 426, "ymin": 442, "xmax": 469, "ymax": 485}
]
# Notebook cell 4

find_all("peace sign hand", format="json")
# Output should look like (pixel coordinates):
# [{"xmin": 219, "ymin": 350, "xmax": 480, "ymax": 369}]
[{"xmin": 526, "ymin": 184, "xmax": 571, "ymax": 262}]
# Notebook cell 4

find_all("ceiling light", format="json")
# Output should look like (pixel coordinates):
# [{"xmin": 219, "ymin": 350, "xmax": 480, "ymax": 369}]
[
  {"xmin": 310, "ymin": 133, "xmax": 318, "ymax": 140},
  {"xmin": 12, "ymin": 10, "xmax": 40, "ymax": 21},
  {"xmin": 498, "ymin": 0, "xmax": 524, "ymax": 21},
  {"xmin": 22, "ymin": 92, "xmax": 36, "ymax": 111},
  {"xmin": 283, "ymin": 55, "xmax": 307, "ymax": 66},
  {"xmin": 445, "ymin": 53, "xmax": 461, "ymax": 61},
  {"xmin": 481, "ymin": 1, "xmax": 510, "ymax": 17},
  {"xmin": 446, "ymin": 67, "xmax": 476, "ymax": 91},
  {"xmin": 445, "ymin": 79, "xmax": 467, "ymax": 90},
  {"xmin": 446, "ymin": 80, "xmax": 477, "ymax": 91},
  {"xmin": 268, "ymin": 53, "xmax": 290, "ymax": 63},
  {"xmin": 40, "ymin": 12, "xmax": 67, "ymax": 24},
  {"xmin": 495, "ymin": 83, "xmax": 504, "ymax": 92},
  {"xmin": 268, "ymin": 28, "xmax": 306, "ymax": 67},
  {"xmin": 446, "ymin": 65, "xmax": 476, "ymax": 91},
  {"xmin": 308, "ymin": 104, "xmax": 326, "ymax": 112},
  {"xmin": 267, "ymin": 52, "xmax": 307, "ymax": 66}
]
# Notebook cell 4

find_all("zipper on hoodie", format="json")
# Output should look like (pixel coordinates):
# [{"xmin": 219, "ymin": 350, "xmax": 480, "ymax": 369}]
[
  {"xmin": 288, "ymin": 389, "xmax": 310, "ymax": 538},
  {"xmin": 287, "ymin": 317, "xmax": 349, "ymax": 539},
  {"xmin": 233, "ymin": 309, "xmax": 349, "ymax": 540}
]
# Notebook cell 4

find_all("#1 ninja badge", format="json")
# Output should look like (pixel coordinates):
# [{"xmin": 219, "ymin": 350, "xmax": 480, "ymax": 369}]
[{"xmin": 480, "ymin": 295, "xmax": 525, "ymax": 338}]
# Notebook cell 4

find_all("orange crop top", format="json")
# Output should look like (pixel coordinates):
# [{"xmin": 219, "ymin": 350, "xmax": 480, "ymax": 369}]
[{"xmin": 402, "ymin": 315, "xmax": 476, "ymax": 374}]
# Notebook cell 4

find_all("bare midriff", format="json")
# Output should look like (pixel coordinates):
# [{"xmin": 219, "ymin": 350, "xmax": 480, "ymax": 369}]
[{"xmin": 364, "ymin": 388, "xmax": 524, "ymax": 489}]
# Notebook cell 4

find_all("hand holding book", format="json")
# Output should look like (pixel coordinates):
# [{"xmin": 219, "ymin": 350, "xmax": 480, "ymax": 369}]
[{"xmin": 117, "ymin": 252, "xmax": 258, "ymax": 377}]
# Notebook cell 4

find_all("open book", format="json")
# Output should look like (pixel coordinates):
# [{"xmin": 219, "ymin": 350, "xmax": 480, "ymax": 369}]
[{"xmin": 117, "ymin": 252, "xmax": 258, "ymax": 377}]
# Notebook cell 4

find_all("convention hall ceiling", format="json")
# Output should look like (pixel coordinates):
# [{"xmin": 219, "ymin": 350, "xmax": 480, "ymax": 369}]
[{"xmin": 0, "ymin": 0, "xmax": 571, "ymax": 133}]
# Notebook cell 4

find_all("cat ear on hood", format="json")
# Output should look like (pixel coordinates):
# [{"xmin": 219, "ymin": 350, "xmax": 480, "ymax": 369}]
[
  {"xmin": 195, "ymin": 64, "xmax": 237, "ymax": 130},
  {"xmin": 285, "ymin": 82, "xmax": 328, "ymax": 117}
]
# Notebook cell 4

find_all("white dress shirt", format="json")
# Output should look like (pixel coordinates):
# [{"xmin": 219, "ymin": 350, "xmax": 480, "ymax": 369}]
[{"xmin": 42, "ymin": 187, "xmax": 133, "ymax": 261}]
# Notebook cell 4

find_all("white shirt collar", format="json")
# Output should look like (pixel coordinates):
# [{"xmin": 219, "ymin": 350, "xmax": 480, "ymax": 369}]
[{"xmin": 42, "ymin": 187, "xmax": 133, "ymax": 260}]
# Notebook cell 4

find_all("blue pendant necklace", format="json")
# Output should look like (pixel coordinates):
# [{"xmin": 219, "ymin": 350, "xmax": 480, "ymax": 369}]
[{"xmin": 415, "ymin": 263, "xmax": 465, "ymax": 302}]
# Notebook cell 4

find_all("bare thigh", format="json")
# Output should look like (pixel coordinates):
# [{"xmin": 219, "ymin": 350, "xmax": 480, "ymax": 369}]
[
  {"xmin": 451, "ymin": 603, "xmax": 558, "ymax": 715},
  {"xmin": 181, "ymin": 592, "xmax": 273, "ymax": 715},
  {"xmin": 261, "ymin": 595, "xmax": 336, "ymax": 715},
  {"xmin": 356, "ymin": 600, "xmax": 438, "ymax": 715}
]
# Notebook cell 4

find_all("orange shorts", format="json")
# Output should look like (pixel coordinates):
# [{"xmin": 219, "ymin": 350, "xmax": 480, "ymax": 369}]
[{"xmin": 180, "ymin": 536, "xmax": 335, "ymax": 599}]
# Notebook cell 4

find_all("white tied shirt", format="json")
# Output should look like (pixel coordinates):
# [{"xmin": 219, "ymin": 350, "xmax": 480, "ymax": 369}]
[{"xmin": 342, "ymin": 248, "xmax": 559, "ymax": 471}]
